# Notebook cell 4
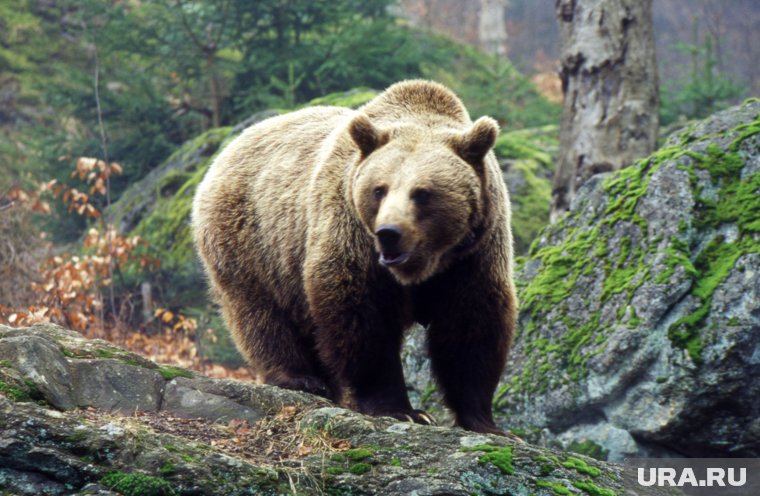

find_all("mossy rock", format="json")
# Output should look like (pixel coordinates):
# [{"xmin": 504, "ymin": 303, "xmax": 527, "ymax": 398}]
[{"xmin": 496, "ymin": 100, "xmax": 760, "ymax": 461}]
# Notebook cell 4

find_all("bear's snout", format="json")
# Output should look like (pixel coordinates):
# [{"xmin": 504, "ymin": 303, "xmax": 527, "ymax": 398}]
[
  {"xmin": 376, "ymin": 224, "xmax": 402, "ymax": 251},
  {"xmin": 375, "ymin": 224, "xmax": 411, "ymax": 267}
]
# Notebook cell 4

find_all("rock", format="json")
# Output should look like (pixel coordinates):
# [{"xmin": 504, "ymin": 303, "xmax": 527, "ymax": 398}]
[
  {"xmin": 70, "ymin": 359, "xmax": 164, "ymax": 413},
  {"xmin": 162, "ymin": 377, "xmax": 265, "ymax": 424},
  {"xmin": 0, "ymin": 323, "xmax": 659, "ymax": 495},
  {"xmin": 0, "ymin": 334, "xmax": 75, "ymax": 409},
  {"xmin": 401, "ymin": 324, "xmax": 453, "ymax": 426},
  {"xmin": 488, "ymin": 99, "xmax": 760, "ymax": 460}
]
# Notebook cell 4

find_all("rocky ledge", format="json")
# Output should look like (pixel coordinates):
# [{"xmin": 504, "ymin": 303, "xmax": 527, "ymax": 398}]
[{"xmin": 0, "ymin": 323, "xmax": 658, "ymax": 496}]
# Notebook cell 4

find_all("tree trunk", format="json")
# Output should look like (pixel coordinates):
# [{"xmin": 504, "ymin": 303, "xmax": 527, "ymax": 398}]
[
  {"xmin": 551, "ymin": 0, "xmax": 659, "ymax": 221},
  {"xmin": 478, "ymin": 0, "xmax": 509, "ymax": 56}
]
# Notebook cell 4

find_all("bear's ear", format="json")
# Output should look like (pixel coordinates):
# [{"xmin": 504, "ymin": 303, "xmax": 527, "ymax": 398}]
[
  {"xmin": 450, "ymin": 116, "xmax": 500, "ymax": 169},
  {"xmin": 349, "ymin": 113, "xmax": 389, "ymax": 159}
]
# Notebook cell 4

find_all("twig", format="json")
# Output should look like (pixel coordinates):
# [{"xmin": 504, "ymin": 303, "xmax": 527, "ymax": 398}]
[{"xmin": 92, "ymin": 37, "xmax": 118, "ymax": 334}]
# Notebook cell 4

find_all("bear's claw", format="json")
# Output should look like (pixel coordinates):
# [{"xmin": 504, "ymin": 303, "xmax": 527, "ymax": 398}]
[{"xmin": 387, "ymin": 409, "xmax": 437, "ymax": 426}]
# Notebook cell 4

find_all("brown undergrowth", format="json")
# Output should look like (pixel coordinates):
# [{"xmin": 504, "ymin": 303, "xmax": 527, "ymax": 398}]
[{"xmin": 1, "ymin": 159, "xmax": 252, "ymax": 381}]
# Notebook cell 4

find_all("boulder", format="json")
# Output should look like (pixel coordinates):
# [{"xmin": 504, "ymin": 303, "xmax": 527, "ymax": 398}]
[{"xmin": 490, "ymin": 99, "xmax": 760, "ymax": 460}]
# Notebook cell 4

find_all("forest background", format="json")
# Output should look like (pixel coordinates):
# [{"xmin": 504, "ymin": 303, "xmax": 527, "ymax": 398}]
[{"xmin": 1, "ymin": 0, "xmax": 757, "ymax": 378}]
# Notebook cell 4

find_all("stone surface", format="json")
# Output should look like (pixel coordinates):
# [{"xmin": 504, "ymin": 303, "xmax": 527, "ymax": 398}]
[
  {"xmin": 492, "ymin": 100, "xmax": 760, "ymax": 460},
  {"xmin": 70, "ymin": 360, "xmax": 164, "ymax": 413},
  {"xmin": 162, "ymin": 377, "xmax": 265, "ymax": 424},
  {"xmin": 0, "ymin": 323, "xmax": 666, "ymax": 495}
]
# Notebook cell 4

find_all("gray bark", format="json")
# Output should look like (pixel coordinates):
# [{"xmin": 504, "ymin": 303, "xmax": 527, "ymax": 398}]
[
  {"xmin": 478, "ymin": 0, "xmax": 509, "ymax": 56},
  {"xmin": 552, "ymin": 0, "xmax": 659, "ymax": 221}
]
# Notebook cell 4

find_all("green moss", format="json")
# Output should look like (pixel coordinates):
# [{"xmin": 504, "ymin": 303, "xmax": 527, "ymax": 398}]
[
  {"xmin": 656, "ymin": 376, "xmax": 668, "ymax": 384},
  {"xmin": 561, "ymin": 456, "xmax": 601, "ymax": 477},
  {"xmin": 305, "ymin": 88, "xmax": 378, "ymax": 109},
  {"xmin": 566, "ymin": 441, "xmax": 609, "ymax": 461},
  {"xmin": 132, "ymin": 126, "xmax": 237, "ymax": 270},
  {"xmin": 95, "ymin": 348, "xmax": 117, "ymax": 359},
  {"xmin": 504, "ymin": 101, "xmax": 760, "ymax": 400},
  {"xmin": 572, "ymin": 480, "xmax": 617, "ymax": 496},
  {"xmin": 655, "ymin": 237, "xmax": 698, "ymax": 284},
  {"xmin": 0, "ymin": 360, "xmax": 11, "ymax": 368},
  {"xmin": 158, "ymin": 366, "xmax": 193, "ymax": 381},
  {"xmin": 329, "ymin": 447, "xmax": 376, "ymax": 476},
  {"xmin": 668, "ymin": 235, "xmax": 744, "ymax": 363},
  {"xmin": 159, "ymin": 462, "xmax": 175, "ymax": 475},
  {"xmin": 348, "ymin": 463, "xmax": 372, "ymax": 475},
  {"xmin": 536, "ymin": 480, "xmax": 571, "ymax": 495},
  {"xmin": 100, "ymin": 471, "xmax": 176, "ymax": 496},
  {"xmin": 390, "ymin": 457, "xmax": 401, "ymax": 467},
  {"xmin": 343, "ymin": 448, "xmax": 375, "ymax": 462},
  {"xmin": 727, "ymin": 316, "xmax": 740, "ymax": 326},
  {"xmin": 161, "ymin": 444, "xmax": 200, "ymax": 463},
  {"xmin": 463, "ymin": 444, "xmax": 515, "ymax": 475}
]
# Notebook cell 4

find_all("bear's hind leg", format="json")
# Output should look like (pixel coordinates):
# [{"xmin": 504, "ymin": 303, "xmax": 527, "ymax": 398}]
[{"xmin": 220, "ymin": 292, "xmax": 334, "ymax": 399}]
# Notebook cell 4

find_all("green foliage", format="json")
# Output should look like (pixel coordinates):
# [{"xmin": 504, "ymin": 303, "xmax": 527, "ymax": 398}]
[
  {"xmin": 0, "ymin": 380, "xmax": 32, "ymax": 402},
  {"xmin": 494, "ymin": 126, "xmax": 558, "ymax": 254},
  {"xmin": 100, "ymin": 471, "xmax": 176, "ymax": 496},
  {"xmin": 8, "ymin": 0, "xmax": 557, "ymax": 250},
  {"xmin": 660, "ymin": 21, "xmax": 745, "ymax": 127},
  {"xmin": 421, "ymin": 35, "xmax": 560, "ymax": 127}
]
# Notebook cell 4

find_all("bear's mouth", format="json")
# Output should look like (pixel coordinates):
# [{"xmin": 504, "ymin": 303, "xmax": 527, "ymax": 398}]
[{"xmin": 379, "ymin": 251, "xmax": 410, "ymax": 267}]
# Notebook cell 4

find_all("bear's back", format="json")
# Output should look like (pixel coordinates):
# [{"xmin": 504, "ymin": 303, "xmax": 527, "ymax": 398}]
[{"xmin": 193, "ymin": 105, "xmax": 353, "ymax": 318}]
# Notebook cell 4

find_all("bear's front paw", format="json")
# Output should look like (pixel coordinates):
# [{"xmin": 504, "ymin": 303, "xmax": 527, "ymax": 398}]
[
  {"xmin": 456, "ymin": 414, "xmax": 522, "ymax": 439},
  {"xmin": 266, "ymin": 373, "xmax": 332, "ymax": 399}
]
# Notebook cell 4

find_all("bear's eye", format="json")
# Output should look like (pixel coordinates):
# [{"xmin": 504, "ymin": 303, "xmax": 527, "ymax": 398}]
[
  {"xmin": 411, "ymin": 188, "xmax": 432, "ymax": 206},
  {"xmin": 373, "ymin": 186, "xmax": 386, "ymax": 200}
]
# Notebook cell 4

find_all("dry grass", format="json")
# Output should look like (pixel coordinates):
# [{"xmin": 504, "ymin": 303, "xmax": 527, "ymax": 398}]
[{"xmin": 78, "ymin": 404, "xmax": 352, "ymax": 467}]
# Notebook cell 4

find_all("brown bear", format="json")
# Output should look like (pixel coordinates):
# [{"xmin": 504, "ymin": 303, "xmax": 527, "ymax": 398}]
[{"xmin": 192, "ymin": 80, "xmax": 517, "ymax": 434}]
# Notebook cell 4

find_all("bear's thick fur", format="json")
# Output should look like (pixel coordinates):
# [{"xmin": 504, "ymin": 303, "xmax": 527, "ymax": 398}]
[{"xmin": 192, "ymin": 80, "xmax": 517, "ymax": 434}]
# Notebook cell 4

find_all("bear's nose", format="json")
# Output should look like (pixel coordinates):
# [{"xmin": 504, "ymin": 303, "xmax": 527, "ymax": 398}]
[{"xmin": 375, "ymin": 224, "xmax": 402, "ymax": 250}]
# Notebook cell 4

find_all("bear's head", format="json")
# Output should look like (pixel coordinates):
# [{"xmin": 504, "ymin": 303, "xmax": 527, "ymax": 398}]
[{"xmin": 349, "ymin": 113, "xmax": 499, "ymax": 285}]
